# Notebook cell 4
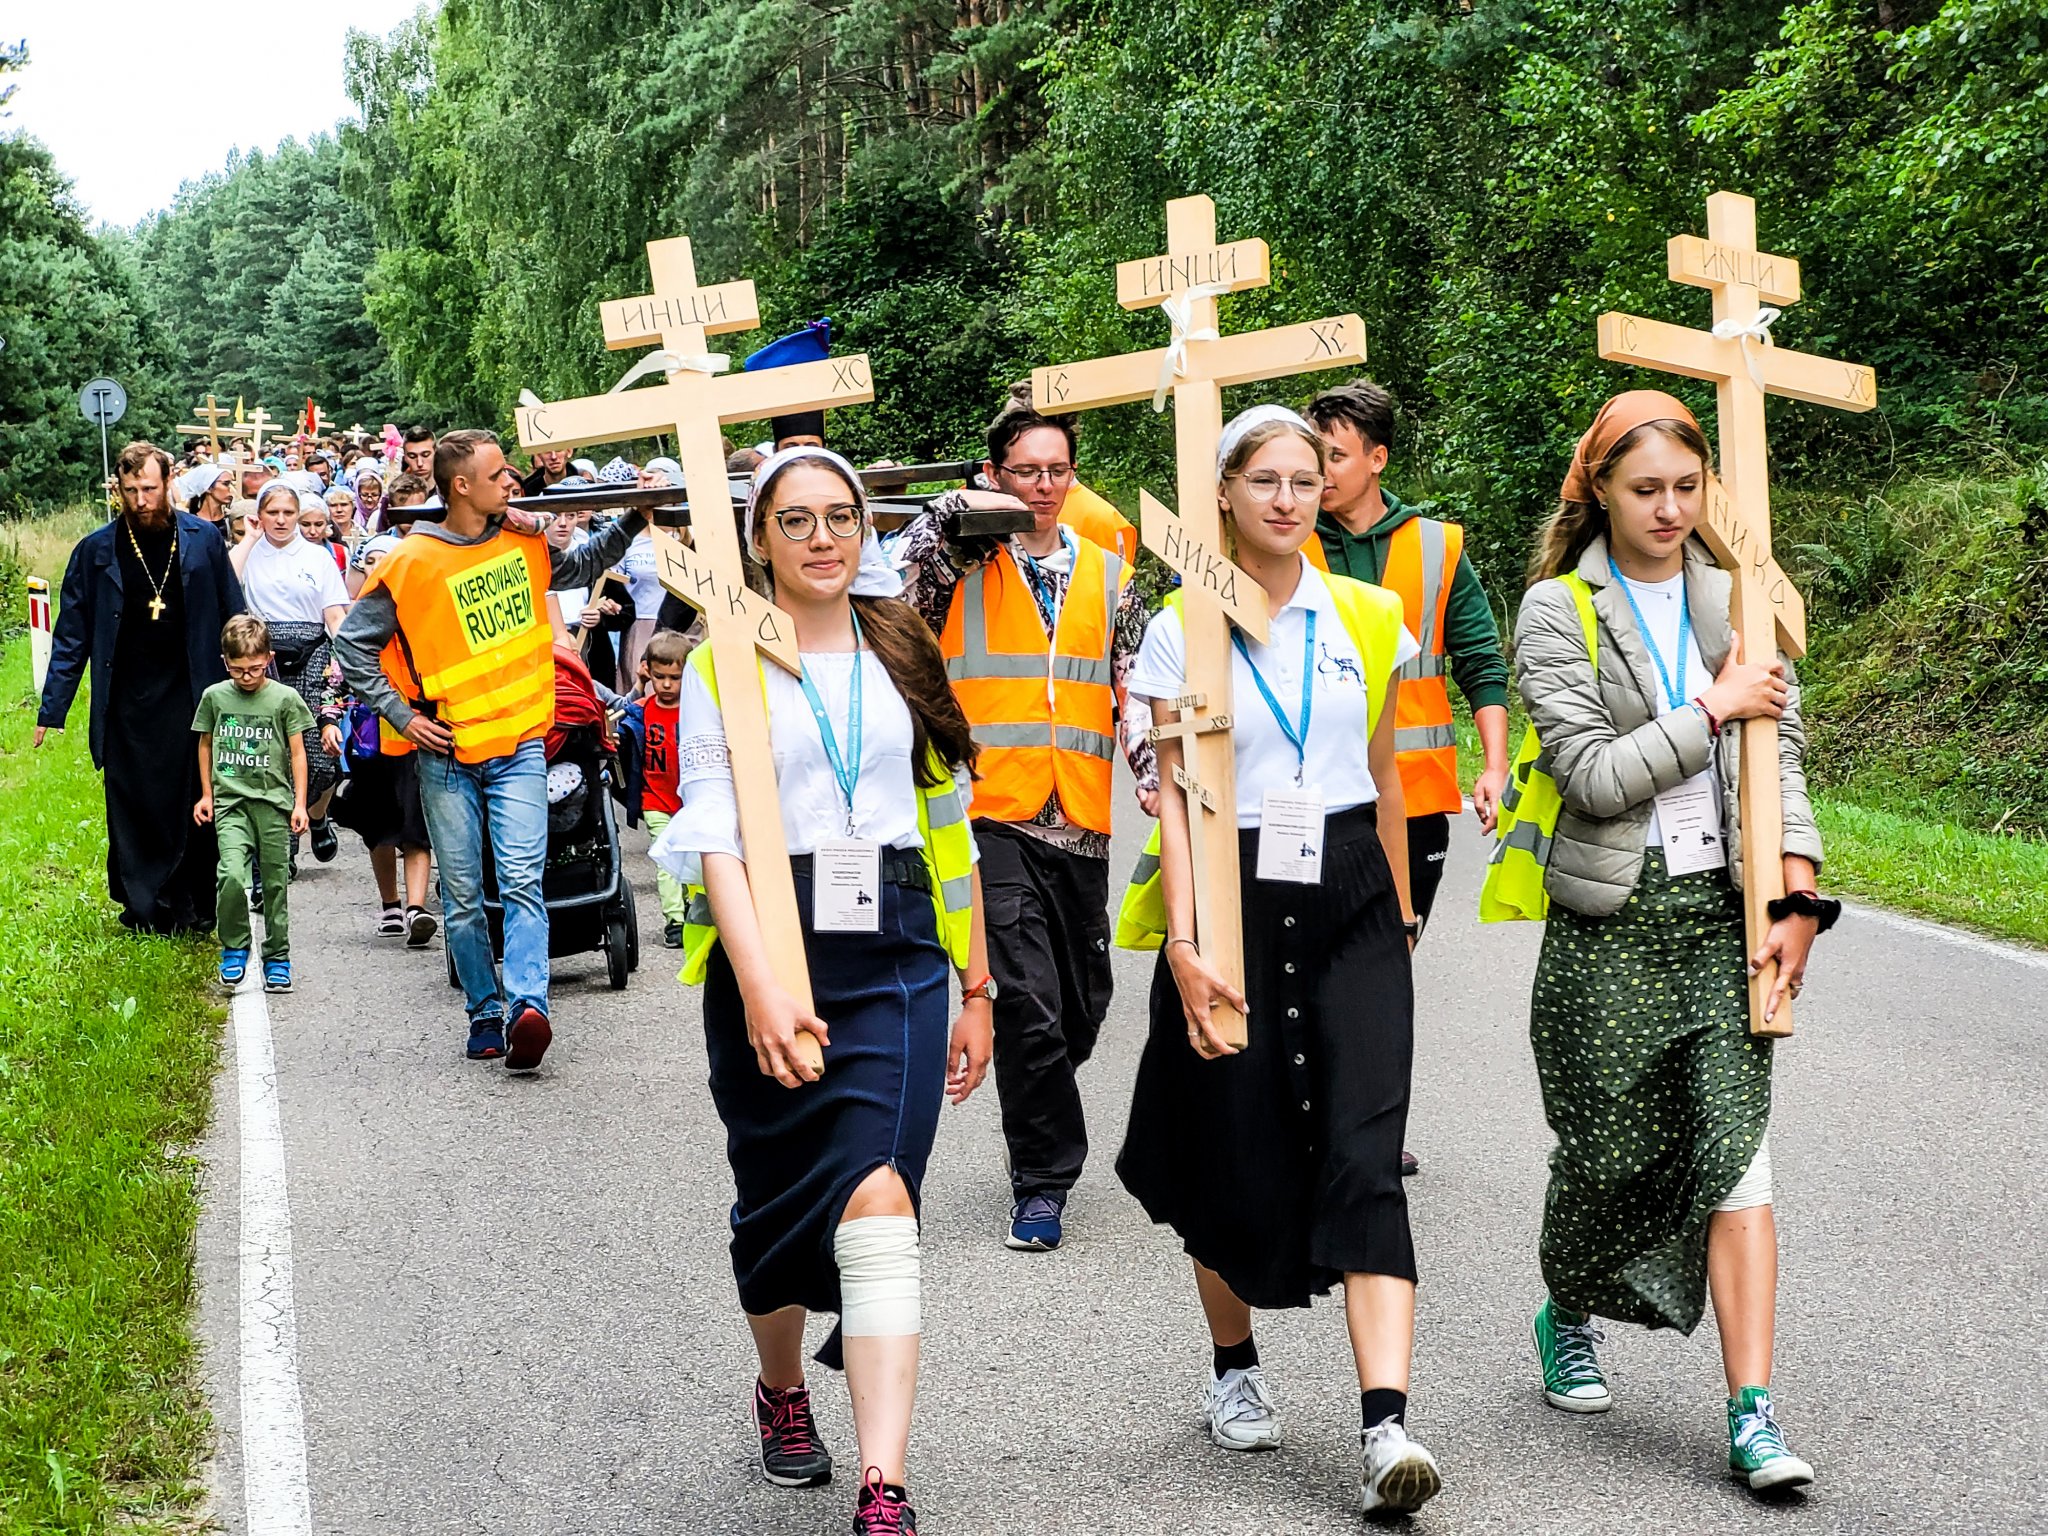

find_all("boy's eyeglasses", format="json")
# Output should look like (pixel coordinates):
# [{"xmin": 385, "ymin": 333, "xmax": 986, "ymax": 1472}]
[
  {"xmin": 225, "ymin": 660, "xmax": 272, "ymax": 679},
  {"xmin": 772, "ymin": 505, "xmax": 864, "ymax": 540}
]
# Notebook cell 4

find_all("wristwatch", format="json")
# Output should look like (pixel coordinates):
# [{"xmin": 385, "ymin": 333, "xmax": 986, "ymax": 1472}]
[
  {"xmin": 1402, "ymin": 917, "xmax": 1423, "ymax": 941},
  {"xmin": 962, "ymin": 976, "xmax": 999, "ymax": 1003}
]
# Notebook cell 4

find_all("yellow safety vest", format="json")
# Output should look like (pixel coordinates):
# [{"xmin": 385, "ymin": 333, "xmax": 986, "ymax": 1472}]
[
  {"xmin": 1114, "ymin": 572, "xmax": 1406, "ymax": 950},
  {"xmin": 1476, "ymin": 573, "xmax": 1598, "ymax": 922},
  {"xmin": 676, "ymin": 644, "xmax": 975, "ymax": 982}
]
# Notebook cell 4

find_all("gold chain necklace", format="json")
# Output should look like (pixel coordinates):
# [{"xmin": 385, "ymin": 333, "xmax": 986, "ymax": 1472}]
[{"xmin": 124, "ymin": 517, "xmax": 179, "ymax": 621}]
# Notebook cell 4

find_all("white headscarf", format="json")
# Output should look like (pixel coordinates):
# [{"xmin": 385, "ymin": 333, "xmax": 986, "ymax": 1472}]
[
  {"xmin": 643, "ymin": 455, "xmax": 683, "ymax": 485},
  {"xmin": 175, "ymin": 463, "xmax": 233, "ymax": 503},
  {"xmin": 743, "ymin": 445, "xmax": 902, "ymax": 599},
  {"xmin": 1216, "ymin": 404, "xmax": 1317, "ymax": 478}
]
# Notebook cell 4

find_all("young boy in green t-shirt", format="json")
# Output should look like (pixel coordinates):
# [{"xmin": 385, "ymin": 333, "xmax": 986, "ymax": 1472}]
[{"xmin": 194, "ymin": 615, "xmax": 314, "ymax": 991}]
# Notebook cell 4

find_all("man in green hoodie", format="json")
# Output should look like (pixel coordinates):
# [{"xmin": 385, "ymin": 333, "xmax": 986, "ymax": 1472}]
[{"xmin": 1308, "ymin": 381, "xmax": 1510, "ymax": 1172}]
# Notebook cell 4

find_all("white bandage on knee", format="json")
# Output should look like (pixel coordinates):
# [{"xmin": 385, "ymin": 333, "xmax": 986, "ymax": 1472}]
[
  {"xmin": 834, "ymin": 1215, "xmax": 921, "ymax": 1338},
  {"xmin": 1715, "ymin": 1132, "xmax": 1774, "ymax": 1213}
]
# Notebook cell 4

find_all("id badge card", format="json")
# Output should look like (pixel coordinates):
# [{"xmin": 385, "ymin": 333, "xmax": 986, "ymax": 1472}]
[
  {"xmin": 1655, "ymin": 774, "xmax": 1727, "ymax": 876},
  {"xmin": 1256, "ymin": 788, "xmax": 1326, "ymax": 884},
  {"xmin": 813, "ymin": 839, "xmax": 883, "ymax": 932}
]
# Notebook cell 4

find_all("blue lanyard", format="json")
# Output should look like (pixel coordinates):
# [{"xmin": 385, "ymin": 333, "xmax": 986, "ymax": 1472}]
[
  {"xmin": 1232, "ymin": 611, "xmax": 1316, "ymax": 785},
  {"xmin": 797, "ymin": 610, "xmax": 864, "ymax": 833},
  {"xmin": 1610, "ymin": 559, "xmax": 1690, "ymax": 711}
]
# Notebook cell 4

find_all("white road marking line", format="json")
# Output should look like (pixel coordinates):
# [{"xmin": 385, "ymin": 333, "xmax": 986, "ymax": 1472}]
[
  {"xmin": 234, "ymin": 977, "xmax": 314, "ymax": 1535},
  {"xmin": 1843, "ymin": 900, "xmax": 2048, "ymax": 972}
]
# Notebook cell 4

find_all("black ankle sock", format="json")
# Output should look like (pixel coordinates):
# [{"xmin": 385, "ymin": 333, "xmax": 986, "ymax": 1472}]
[
  {"xmin": 1361, "ymin": 1388, "xmax": 1407, "ymax": 1431},
  {"xmin": 1213, "ymin": 1336, "xmax": 1259, "ymax": 1377}
]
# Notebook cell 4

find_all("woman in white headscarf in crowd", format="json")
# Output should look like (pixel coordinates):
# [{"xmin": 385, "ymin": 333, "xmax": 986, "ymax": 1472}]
[
  {"xmin": 177, "ymin": 462, "xmax": 236, "ymax": 539},
  {"xmin": 613, "ymin": 455, "xmax": 681, "ymax": 691}
]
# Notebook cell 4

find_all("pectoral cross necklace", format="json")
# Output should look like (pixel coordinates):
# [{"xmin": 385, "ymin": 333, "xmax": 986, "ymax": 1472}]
[{"xmin": 125, "ymin": 517, "xmax": 178, "ymax": 621}]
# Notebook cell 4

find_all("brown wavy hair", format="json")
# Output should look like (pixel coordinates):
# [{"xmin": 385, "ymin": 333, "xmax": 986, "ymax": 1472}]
[
  {"xmin": 853, "ymin": 594, "xmax": 979, "ymax": 786},
  {"xmin": 1526, "ymin": 418, "xmax": 1714, "ymax": 585}
]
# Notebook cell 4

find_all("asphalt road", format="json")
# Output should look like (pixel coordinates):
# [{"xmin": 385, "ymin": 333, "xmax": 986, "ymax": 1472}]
[{"xmin": 196, "ymin": 805, "xmax": 2048, "ymax": 1535}]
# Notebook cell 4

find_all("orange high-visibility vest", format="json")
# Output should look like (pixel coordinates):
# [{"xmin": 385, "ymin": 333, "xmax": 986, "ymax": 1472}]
[
  {"xmin": 361, "ymin": 526, "xmax": 556, "ymax": 765},
  {"xmin": 1060, "ymin": 480, "xmax": 1138, "ymax": 565},
  {"xmin": 939, "ymin": 536, "xmax": 1126, "ymax": 833},
  {"xmin": 1306, "ymin": 517, "xmax": 1464, "ymax": 814}
]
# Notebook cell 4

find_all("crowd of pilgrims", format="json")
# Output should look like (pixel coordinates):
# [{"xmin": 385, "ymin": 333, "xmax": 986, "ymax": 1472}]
[{"xmin": 102, "ymin": 379, "xmax": 1835, "ymax": 1530}]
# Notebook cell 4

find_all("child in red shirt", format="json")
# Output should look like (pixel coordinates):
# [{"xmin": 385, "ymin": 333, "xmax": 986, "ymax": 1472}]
[{"xmin": 635, "ymin": 630, "xmax": 689, "ymax": 946}]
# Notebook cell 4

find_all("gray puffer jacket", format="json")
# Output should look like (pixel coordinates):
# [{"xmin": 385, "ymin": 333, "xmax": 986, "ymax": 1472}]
[{"xmin": 1512, "ymin": 534, "xmax": 1823, "ymax": 917}]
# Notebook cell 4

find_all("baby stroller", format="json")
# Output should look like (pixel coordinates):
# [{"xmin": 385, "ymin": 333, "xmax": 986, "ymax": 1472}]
[{"xmin": 447, "ymin": 646, "xmax": 641, "ymax": 991}]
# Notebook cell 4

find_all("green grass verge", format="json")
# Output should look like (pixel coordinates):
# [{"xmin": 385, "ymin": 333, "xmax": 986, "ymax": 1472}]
[
  {"xmin": 1455, "ymin": 703, "xmax": 2048, "ymax": 950},
  {"xmin": 0, "ymin": 635, "xmax": 220, "ymax": 1532}
]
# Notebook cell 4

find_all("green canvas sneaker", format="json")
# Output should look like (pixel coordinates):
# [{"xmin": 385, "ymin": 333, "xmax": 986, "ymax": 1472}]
[
  {"xmin": 1533, "ymin": 1298, "xmax": 1612, "ymax": 1412},
  {"xmin": 1728, "ymin": 1386, "xmax": 1815, "ymax": 1491}
]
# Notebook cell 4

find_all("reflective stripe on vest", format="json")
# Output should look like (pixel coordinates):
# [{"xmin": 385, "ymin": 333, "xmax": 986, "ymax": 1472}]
[
  {"xmin": 1381, "ymin": 517, "xmax": 1464, "ymax": 816},
  {"xmin": 939, "ymin": 541, "xmax": 1124, "ymax": 833},
  {"xmin": 363, "ymin": 529, "xmax": 556, "ymax": 765}
]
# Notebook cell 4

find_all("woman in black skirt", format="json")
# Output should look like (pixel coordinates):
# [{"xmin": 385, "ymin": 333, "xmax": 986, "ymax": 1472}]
[
  {"xmin": 1118, "ymin": 405, "xmax": 1443, "ymax": 1516},
  {"xmin": 651, "ymin": 447, "xmax": 992, "ymax": 1534}
]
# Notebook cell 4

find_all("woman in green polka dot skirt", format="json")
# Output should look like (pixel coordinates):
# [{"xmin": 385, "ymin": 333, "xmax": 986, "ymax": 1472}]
[{"xmin": 1511, "ymin": 391, "xmax": 1839, "ymax": 1494}]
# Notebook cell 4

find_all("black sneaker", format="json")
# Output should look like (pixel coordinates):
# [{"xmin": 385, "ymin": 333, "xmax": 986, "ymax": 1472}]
[
  {"xmin": 754, "ymin": 1379, "xmax": 832, "ymax": 1488},
  {"xmin": 310, "ymin": 818, "xmax": 339, "ymax": 863},
  {"xmin": 662, "ymin": 920, "xmax": 682, "ymax": 949},
  {"xmin": 853, "ymin": 1467, "xmax": 916, "ymax": 1533},
  {"xmin": 405, "ymin": 906, "xmax": 438, "ymax": 948},
  {"xmin": 1401, "ymin": 1150, "xmax": 1420, "ymax": 1177}
]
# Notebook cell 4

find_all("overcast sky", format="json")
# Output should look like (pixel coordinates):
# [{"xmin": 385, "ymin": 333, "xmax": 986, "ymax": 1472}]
[{"xmin": 7, "ymin": 2, "xmax": 429, "ymax": 228}]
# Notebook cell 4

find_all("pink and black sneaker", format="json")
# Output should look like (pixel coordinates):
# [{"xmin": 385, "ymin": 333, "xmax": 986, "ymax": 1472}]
[
  {"xmin": 853, "ymin": 1467, "xmax": 916, "ymax": 1533},
  {"xmin": 754, "ymin": 1379, "xmax": 832, "ymax": 1487}
]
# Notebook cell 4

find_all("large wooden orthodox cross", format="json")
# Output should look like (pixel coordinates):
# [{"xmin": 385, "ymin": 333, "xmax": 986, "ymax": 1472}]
[
  {"xmin": 1599, "ymin": 190, "xmax": 1878, "ymax": 1037},
  {"xmin": 1032, "ymin": 194, "xmax": 1366, "ymax": 1046},
  {"xmin": 517, "ymin": 234, "xmax": 875, "ymax": 1073},
  {"xmin": 177, "ymin": 394, "xmax": 232, "ymax": 457}
]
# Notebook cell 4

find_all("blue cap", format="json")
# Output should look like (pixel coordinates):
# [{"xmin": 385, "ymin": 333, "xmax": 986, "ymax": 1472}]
[{"xmin": 743, "ymin": 318, "xmax": 832, "ymax": 372}]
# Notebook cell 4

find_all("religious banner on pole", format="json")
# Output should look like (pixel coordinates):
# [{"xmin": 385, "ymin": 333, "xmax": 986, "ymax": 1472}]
[
  {"xmin": 1597, "ymin": 190, "xmax": 1878, "ymax": 1037},
  {"xmin": 517, "ymin": 233, "xmax": 876, "ymax": 1075},
  {"xmin": 1031, "ymin": 194, "xmax": 1366, "ymax": 1046}
]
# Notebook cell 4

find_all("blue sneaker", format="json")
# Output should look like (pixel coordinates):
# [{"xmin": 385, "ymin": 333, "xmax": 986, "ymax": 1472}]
[
  {"xmin": 262, "ymin": 959, "xmax": 292, "ymax": 993},
  {"xmin": 219, "ymin": 948, "xmax": 250, "ymax": 987},
  {"xmin": 466, "ymin": 1018, "xmax": 507, "ymax": 1060},
  {"xmin": 1005, "ymin": 1190, "xmax": 1066, "ymax": 1251}
]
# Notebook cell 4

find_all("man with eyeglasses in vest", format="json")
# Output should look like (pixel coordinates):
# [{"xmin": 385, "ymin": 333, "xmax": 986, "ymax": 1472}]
[
  {"xmin": 895, "ymin": 402, "xmax": 1151, "ymax": 1253},
  {"xmin": 1305, "ymin": 382, "xmax": 1511, "ymax": 1177}
]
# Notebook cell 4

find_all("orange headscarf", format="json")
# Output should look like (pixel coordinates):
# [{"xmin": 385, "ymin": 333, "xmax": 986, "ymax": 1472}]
[{"xmin": 1560, "ymin": 390, "xmax": 1702, "ymax": 504}]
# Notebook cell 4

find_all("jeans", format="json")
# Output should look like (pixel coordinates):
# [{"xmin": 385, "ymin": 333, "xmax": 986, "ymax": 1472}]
[{"xmin": 416, "ymin": 739, "xmax": 550, "ymax": 1025}]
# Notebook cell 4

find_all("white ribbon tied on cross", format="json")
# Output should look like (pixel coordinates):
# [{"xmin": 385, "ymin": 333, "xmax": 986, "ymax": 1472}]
[
  {"xmin": 608, "ymin": 348, "xmax": 732, "ymax": 393},
  {"xmin": 1712, "ymin": 306, "xmax": 1782, "ymax": 393},
  {"xmin": 1152, "ymin": 281, "xmax": 1233, "ymax": 412}
]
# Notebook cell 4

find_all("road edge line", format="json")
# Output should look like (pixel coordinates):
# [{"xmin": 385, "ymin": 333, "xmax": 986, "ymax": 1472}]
[
  {"xmin": 1841, "ymin": 899, "xmax": 2048, "ymax": 972},
  {"xmin": 233, "ymin": 976, "xmax": 314, "ymax": 1535}
]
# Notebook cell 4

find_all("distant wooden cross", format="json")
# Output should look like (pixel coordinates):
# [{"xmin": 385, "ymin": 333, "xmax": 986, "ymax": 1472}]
[
  {"xmin": 177, "ymin": 394, "xmax": 232, "ymax": 456},
  {"xmin": 1032, "ymin": 194, "xmax": 1366, "ymax": 1046},
  {"xmin": 517, "ymin": 233, "xmax": 876, "ymax": 1073},
  {"xmin": 1599, "ymin": 190, "xmax": 1878, "ymax": 1038},
  {"xmin": 239, "ymin": 406, "xmax": 280, "ymax": 459}
]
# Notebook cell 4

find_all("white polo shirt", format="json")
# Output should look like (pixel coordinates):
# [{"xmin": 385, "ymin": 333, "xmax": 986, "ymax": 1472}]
[{"xmin": 1128, "ymin": 557, "xmax": 1419, "ymax": 826}]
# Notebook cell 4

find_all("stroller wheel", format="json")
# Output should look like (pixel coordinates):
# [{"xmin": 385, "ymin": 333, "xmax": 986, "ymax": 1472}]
[
  {"xmin": 622, "ymin": 882, "xmax": 641, "ymax": 972},
  {"xmin": 605, "ymin": 911, "xmax": 630, "ymax": 990}
]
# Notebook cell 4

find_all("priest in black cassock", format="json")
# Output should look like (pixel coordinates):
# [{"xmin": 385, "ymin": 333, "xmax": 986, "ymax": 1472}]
[{"xmin": 37, "ymin": 440, "xmax": 245, "ymax": 934}]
